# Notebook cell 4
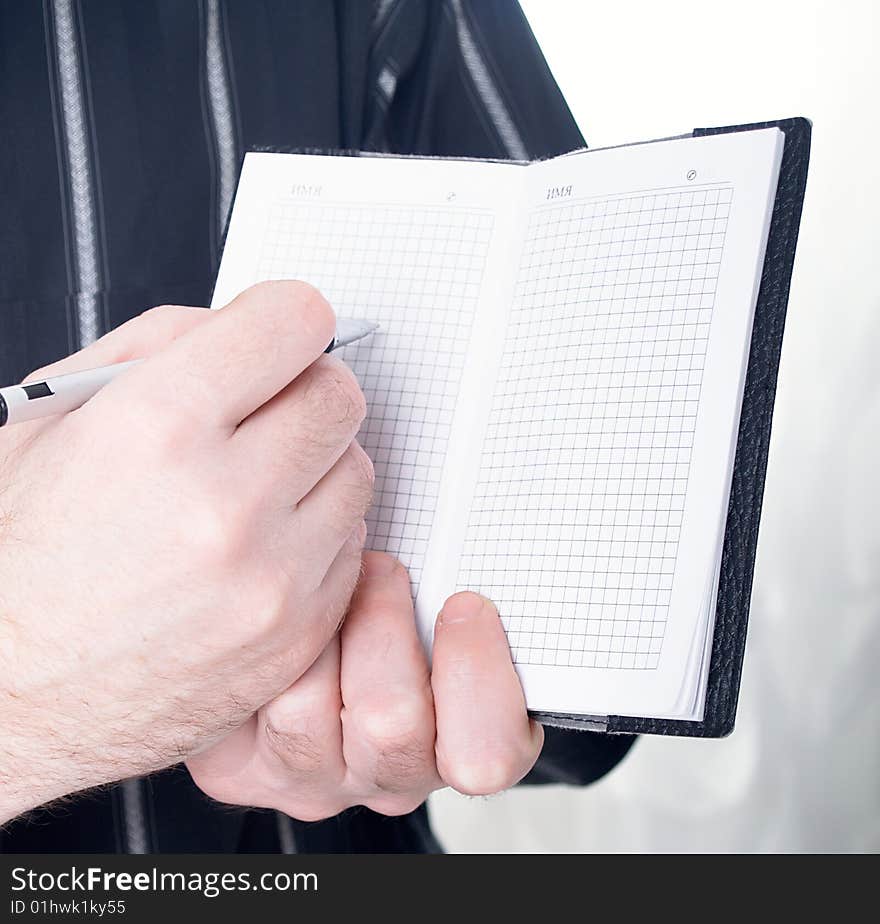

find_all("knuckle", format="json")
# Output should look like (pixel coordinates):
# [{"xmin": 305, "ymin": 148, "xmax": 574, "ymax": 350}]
[
  {"xmin": 284, "ymin": 279, "xmax": 326, "ymax": 309},
  {"xmin": 136, "ymin": 402, "xmax": 200, "ymax": 457},
  {"xmin": 348, "ymin": 518, "xmax": 369, "ymax": 550},
  {"xmin": 248, "ymin": 279, "xmax": 288, "ymax": 300},
  {"xmin": 335, "ymin": 446, "xmax": 375, "ymax": 515},
  {"xmin": 373, "ymin": 749, "xmax": 431, "ymax": 795},
  {"xmin": 185, "ymin": 494, "xmax": 248, "ymax": 570},
  {"xmin": 437, "ymin": 750, "xmax": 524, "ymax": 797},
  {"xmin": 243, "ymin": 570, "xmax": 293, "ymax": 639},
  {"xmin": 305, "ymin": 361, "xmax": 367, "ymax": 430},
  {"xmin": 135, "ymin": 303, "xmax": 203, "ymax": 337},
  {"xmin": 252, "ymin": 278, "xmax": 325, "ymax": 312},
  {"xmin": 139, "ymin": 303, "xmax": 182, "ymax": 321},
  {"xmin": 353, "ymin": 696, "xmax": 429, "ymax": 749},
  {"xmin": 349, "ymin": 441, "xmax": 375, "ymax": 486},
  {"xmin": 319, "ymin": 562, "xmax": 362, "ymax": 635},
  {"xmin": 264, "ymin": 718, "xmax": 326, "ymax": 776},
  {"xmin": 335, "ymin": 521, "xmax": 368, "ymax": 571},
  {"xmin": 247, "ymin": 281, "xmax": 335, "ymax": 351},
  {"xmin": 285, "ymin": 280, "xmax": 335, "ymax": 342},
  {"xmin": 347, "ymin": 696, "xmax": 434, "ymax": 792}
]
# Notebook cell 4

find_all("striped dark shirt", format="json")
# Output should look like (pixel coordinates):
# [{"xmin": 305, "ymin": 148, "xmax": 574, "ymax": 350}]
[{"xmin": 0, "ymin": 0, "xmax": 632, "ymax": 853}]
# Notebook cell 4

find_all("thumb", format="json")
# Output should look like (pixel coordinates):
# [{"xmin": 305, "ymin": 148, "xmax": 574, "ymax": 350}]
[
  {"xmin": 431, "ymin": 592, "xmax": 544, "ymax": 796},
  {"xmin": 22, "ymin": 305, "xmax": 210, "ymax": 383}
]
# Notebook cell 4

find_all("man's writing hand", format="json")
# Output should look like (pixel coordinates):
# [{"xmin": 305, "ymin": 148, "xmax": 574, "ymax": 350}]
[
  {"xmin": 0, "ymin": 281, "xmax": 373, "ymax": 823},
  {"xmin": 187, "ymin": 552, "xmax": 543, "ymax": 819}
]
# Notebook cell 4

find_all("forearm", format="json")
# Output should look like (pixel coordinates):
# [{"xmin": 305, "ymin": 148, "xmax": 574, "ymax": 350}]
[
  {"xmin": 0, "ymin": 727, "xmax": 68, "ymax": 826},
  {"xmin": 0, "ymin": 622, "xmax": 108, "ymax": 825}
]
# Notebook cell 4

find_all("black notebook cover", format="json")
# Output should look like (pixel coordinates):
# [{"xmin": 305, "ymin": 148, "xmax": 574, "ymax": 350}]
[{"xmin": 533, "ymin": 117, "xmax": 811, "ymax": 738}]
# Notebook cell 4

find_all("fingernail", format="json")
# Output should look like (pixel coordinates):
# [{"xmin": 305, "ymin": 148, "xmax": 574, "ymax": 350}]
[{"xmin": 438, "ymin": 592, "xmax": 490, "ymax": 627}]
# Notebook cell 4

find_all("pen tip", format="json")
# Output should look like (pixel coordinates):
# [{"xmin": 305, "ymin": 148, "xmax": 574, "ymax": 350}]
[{"xmin": 333, "ymin": 317, "xmax": 381, "ymax": 348}]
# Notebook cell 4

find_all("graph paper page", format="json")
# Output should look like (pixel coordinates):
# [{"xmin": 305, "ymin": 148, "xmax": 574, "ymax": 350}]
[
  {"xmin": 213, "ymin": 153, "xmax": 521, "ymax": 616},
  {"xmin": 455, "ymin": 130, "xmax": 783, "ymax": 719}
]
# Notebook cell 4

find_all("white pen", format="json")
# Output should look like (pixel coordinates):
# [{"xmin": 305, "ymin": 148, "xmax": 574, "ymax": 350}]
[{"xmin": 0, "ymin": 317, "xmax": 379, "ymax": 427}]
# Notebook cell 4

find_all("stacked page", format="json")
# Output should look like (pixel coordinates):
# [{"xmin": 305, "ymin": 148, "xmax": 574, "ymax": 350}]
[{"xmin": 213, "ymin": 128, "xmax": 784, "ymax": 722}]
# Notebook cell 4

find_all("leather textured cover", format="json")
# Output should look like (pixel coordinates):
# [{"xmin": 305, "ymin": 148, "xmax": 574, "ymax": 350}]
[{"xmin": 537, "ymin": 117, "xmax": 812, "ymax": 738}]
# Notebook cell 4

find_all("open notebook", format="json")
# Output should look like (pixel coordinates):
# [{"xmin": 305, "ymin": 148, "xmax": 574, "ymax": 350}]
[{"xmin": 213, "ymin": 119, "xmax": 810, "ymax": 736}]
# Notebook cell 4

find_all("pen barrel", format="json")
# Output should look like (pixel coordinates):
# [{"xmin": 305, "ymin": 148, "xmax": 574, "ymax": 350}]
[
  {"xmin": 0, "ymin": 361, "xmax": 138, "ymax": 426},
  {"xmin": 0, "ymin": 319, "xmax": 373, "ymax": 427}
]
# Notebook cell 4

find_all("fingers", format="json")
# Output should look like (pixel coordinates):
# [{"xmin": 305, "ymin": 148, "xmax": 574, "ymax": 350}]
[
  {"xmin": 255, "ymin": 639, "xmax": 348, "ymax": 820},
  {"xmin": 234, "ymin": 356, "xmax": 368, "ymax": 506},
  {"xmin": 340, "ymin": 552, "xmax": 439, "ymax": 813},
  {"xmin": 189, "ymin": 570, "xmax": 540, "ymax": 822},
  {"xmin": 186, "ymin": 717, "xmax": 261, "ymax": 807},
  {"xmin": 199, "ymin": 553, "xmax": 437, "ymax": 823},
  {"xmin": 117, "ymin": 280, "xmax": 336, "ymax": 430},
  {"xmin": 257, "ymin": 520, "xmax": 366, "ymax": 700},
  {"xmin": 288, "ymin": 441, "xmax": 374, "ymax": 574},
  {"xmin": 187, "ymin": 549, "xmax": 363, "ymax": 823},
  {"xmin": 432, "ymin": 592, "xmax": 544, "ymax": 796},
  {"xmin": 22, "ymin": 304, "xmax": 210, "ymax": 382}
]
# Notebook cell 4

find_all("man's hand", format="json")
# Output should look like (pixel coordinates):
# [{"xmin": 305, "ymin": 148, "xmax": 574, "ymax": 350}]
[
  {"xmin": 187, "ymin": 552, "xmax": 543, "ymax": 819},
  {"xmin": 0, "ymin": 281, "xmax": 373, "ymax": 823}
]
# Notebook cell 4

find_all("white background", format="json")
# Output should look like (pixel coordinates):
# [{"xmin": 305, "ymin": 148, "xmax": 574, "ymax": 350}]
[{"xmin": 429, "ymin": 0, "xmax": 880, "ymax": 852}]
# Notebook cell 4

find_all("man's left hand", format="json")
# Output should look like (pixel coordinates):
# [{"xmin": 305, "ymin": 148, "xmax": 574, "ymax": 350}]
[{"xmin": 187, "ymin": 552, "xmax": 543, "ymax": 819}]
